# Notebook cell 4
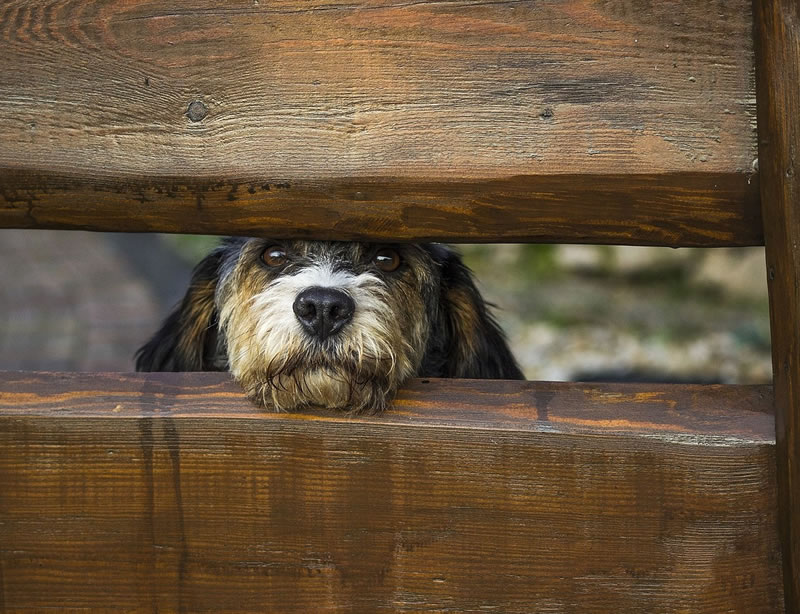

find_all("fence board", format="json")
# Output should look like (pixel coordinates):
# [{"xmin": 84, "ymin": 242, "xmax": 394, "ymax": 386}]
[
  {"xmin": 0, "ymin": 372, "xmax": 783, "ymax": 612},
  {"xmin": 754, "ymin": 0, "xmax": 800, "ymax": 608},
  {"xmin": 0, "ymin": 0, "xmax": 760, "ymax": 245}
]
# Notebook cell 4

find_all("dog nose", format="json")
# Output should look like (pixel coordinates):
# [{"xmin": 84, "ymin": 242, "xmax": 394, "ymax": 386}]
[{"xmin": 293, "ymin": 287, "xmax": 355, "ymax": 340}]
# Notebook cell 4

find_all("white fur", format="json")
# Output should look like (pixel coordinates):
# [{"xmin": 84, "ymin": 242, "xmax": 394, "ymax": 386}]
[{"xmin": 219, "ymin": 261, "xmax": 415, "ymax": 410}]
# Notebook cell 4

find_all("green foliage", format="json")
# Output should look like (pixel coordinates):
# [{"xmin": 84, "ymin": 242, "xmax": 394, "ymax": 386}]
[
  {"xmin": 160, "ymin": 235, "xmax": 220, "ymax": 264},
  {"xmin": 459, "ymin": 244, "xmax": 561, "ymax": 282}
]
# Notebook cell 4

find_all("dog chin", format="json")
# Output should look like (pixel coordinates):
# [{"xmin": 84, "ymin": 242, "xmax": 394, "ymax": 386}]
[{"xmin": 240, "ymin": 365, "xmax": 393, "ymax": 414}]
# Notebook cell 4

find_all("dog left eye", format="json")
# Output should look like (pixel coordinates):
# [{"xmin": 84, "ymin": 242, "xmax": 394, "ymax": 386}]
[
  {"xmin": 262, "ymin": 245, "xmax": 287, "ymax": 267},
  {"xmin": 373, "ymin": 248, "xmax": 401, "ymax": 272}
]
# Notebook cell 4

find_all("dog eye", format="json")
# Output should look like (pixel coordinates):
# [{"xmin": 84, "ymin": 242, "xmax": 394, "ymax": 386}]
[
  {"xmin": 262, "ymin": 245, "xmax": 287, "ymax": 267},
  {"xmin": 373, "ymin": 248, "xmax": 401, "ymax": 272}
]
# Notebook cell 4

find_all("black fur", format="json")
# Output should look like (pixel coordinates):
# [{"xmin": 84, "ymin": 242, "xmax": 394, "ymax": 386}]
[
  {"xmin": 135, "ymin": 247, "xmax": 226, "ymax": 372},
  {"xmin": 419, "ymin": 244, "xmax": 524, "ymax": 380}
]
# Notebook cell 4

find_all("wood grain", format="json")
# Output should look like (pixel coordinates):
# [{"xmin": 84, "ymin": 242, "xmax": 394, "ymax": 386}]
[
  {"xmin": 0, "ymin": 0, "xmax": 760, "ymax": 245},
  {"xmin": 0, "ymin": 372, "xmax": 783, "ymax": 612},
  {"xmin": 754, "ymin": 0, "xmax": 800, "ymax": 610},
  {"xmin": 1, "ymin": 169, "xmax": 762, "ymax": 246}
]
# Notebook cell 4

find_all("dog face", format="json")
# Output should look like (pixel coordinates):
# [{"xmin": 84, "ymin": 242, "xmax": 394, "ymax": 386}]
[
  {"xmin": 136, "ymin": 239, "xmax": 523, "ymax": 413},
  {"xmin": 217, "ymin": 239, "xmax": 438, "ymax": 412}
]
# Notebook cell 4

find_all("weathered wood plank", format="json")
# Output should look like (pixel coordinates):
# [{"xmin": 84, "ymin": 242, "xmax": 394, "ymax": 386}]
[
  {"xmin": 0, "ymin": 170, "xmax": 761, "ymax": 246},
  {"xmin": 754, "ymin": 0, "xmax": 800, "ymax": 610},
  {"xmin": 0, "ymin": 373, "xmax": 783, "ymax": 612},
  {"xmin": 0, "ymin": 0, "xmax": 760, "ymax": 245}
]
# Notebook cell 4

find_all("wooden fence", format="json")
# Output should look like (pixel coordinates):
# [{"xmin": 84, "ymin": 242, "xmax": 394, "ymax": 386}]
[{"xmin": 0, "ymin": 0, "xmax": 797, "ymax": 611}]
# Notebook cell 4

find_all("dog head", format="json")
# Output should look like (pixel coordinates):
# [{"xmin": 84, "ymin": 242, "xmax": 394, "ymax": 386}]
[{"xmin": 136, "ymin": 239, "xmax": 522, "ymax": 412}]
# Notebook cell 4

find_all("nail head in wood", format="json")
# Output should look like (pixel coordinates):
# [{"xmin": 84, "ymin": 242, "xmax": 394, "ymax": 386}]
[{"xmin": 186, "ymin": 100, "xmax": 208, "ymax": 122}]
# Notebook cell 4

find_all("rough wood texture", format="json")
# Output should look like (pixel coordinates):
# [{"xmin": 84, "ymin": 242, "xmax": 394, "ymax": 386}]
[
  {"xmin": 0, "ymin": 0, "xmax": 760, "ymax": 246},
  {"xmin": 0, "ymin": 372, "xmax": 783, "ymax": 612},
  {"xmin": 754, "ymin": 0, "xmax": 800, "ymax": 610}
]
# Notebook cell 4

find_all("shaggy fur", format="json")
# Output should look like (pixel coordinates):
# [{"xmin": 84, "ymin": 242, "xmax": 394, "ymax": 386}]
[{"xmin": 136, "ymin": 239, "xmax": 523, "ymax": 413}]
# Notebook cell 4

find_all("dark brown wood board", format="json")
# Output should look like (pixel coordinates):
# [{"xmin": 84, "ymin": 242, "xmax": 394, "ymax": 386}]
[
  {"xmin": 0, "ymin": 0, "xmax": 761, "ymax": 245},
  {"xmin": 0, "ymin": 373, "xmax": 783, "ymax": 612},
  {"xmin": 754, "ymin": 0, "xmax": 800, "ymax": 610}
]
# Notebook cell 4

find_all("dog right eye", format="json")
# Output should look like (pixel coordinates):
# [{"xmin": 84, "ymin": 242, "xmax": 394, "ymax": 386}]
[{"xmin": 262, "ymin": 246, "xmax": 287, "ymax": 267}]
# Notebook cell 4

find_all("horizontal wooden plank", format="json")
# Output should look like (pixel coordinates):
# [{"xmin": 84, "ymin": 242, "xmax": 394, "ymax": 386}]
[
  {"xmin": 0, "ymin": 0, "xmax": 761, "ymax": 245},
  {"xmin": 0, "ymin": 372, "xmax": 783, "ymax": 612},
  {"xmin": 0, "ymin": 372, "xmax": 776, "ymax": 438},
  {"xmin": 0, "ymin": 170, "xmax": 762, "ymax": 246}
]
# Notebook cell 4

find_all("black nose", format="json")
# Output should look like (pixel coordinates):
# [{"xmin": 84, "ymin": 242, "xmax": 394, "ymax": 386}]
[{"xmin": 293, "ymin": 287, "xmax": 355, "ymax": 340}]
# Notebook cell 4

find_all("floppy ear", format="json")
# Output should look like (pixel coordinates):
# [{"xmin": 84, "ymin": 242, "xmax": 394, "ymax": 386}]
[
  {"xmin": 135, "ymin": 248, "xmax": 225, "ymax": 372},
  {"xmin": 428, "ymin": 245, "xmax": 525, "ymax": 380}
]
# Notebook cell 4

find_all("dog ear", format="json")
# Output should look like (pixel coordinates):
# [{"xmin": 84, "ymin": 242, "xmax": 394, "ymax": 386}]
[
  {"xmin": 427, "ymin": 245, "xmax": 525, "ymax": 380},
  {"xmin": 135, "ymin": 248, "xmax": 225, "ymax": 372}
]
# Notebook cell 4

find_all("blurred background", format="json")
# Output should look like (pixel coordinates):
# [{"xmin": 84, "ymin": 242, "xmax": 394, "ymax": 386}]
[{"xmin": 0, "ymin": 229, "xmax": 772, "ymax": 383}]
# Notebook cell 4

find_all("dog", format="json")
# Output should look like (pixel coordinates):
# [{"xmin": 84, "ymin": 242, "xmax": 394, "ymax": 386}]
[{"xmin": 136, "ymin": 238, "xmax": 523, "ymax": 413}]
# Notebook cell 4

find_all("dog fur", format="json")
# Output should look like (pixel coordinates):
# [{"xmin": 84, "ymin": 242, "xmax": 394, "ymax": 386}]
[{"xmin": 136, "ymin": 239, "xmax": 523, "ymax": 413}]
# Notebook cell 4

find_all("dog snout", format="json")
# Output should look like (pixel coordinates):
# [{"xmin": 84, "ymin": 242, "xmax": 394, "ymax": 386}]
[{"xmin": 293, "ymin": 287, "xmax": 355, "ymax": 340}]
